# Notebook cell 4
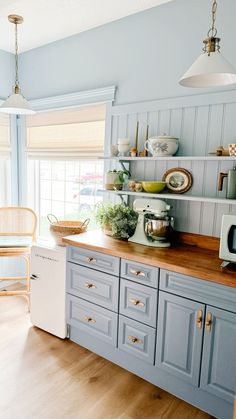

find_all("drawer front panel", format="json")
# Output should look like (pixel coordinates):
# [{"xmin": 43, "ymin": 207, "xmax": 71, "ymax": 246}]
[
  {"xmin": 67, "ymin": 246, "xmax": 120, "ymax": 276},
  {"xmin": 120, "ymin": 279, "xmax": 158, "ymax": 327},
  {"xmin": 121, "ymin": 259, "xmax": 159, "ymax": 288},
  {"xmin": 118, "ymin": 315, "xmax": 156, "ymax": 365},
  {"xmin": 160, "ymin": 270, "xmax": 236, "ymax": 313},
  {"xmin": 67, "ymin": 263, "xmax": 119, "ymax": 312},
  {"xmin": 67, "ymin": 294, "xmax": 118, "ymax": 346}
]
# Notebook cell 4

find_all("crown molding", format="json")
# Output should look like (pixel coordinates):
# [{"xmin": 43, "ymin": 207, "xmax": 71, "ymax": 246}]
[{"xmin": 28, "ymin": 85, "xmax": 116, "ymax": 111}]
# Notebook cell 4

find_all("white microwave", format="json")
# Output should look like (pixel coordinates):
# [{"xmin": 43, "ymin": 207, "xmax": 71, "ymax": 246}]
[{"xmin": 219, "ymin": 215, "xmax": 236, "ymax": 264}]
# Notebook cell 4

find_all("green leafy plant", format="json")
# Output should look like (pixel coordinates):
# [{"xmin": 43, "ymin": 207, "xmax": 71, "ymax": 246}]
[{"xmin": 95, "ymin": 203, "xmax": 138, "ymax": 239}]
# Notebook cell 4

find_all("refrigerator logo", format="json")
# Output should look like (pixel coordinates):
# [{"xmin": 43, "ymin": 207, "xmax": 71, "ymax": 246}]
[{"xmin": 35, "ymin": 253, "xmax": 59, "ymax": 262}]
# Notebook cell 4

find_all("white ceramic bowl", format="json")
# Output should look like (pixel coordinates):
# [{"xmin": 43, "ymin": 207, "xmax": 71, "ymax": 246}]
[{"xmin": 145, "ymin": 135, "xmax": 179, "ymax": 156}]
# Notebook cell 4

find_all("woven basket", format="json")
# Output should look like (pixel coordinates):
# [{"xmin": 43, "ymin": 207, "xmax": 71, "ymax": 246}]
[{"xmin": 47, "ymin": 214, "xmax": 90, "ymax": 246}]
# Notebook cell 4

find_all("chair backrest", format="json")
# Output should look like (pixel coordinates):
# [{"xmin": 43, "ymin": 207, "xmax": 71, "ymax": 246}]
[{"xmin": 0, "ymin": 207, "xmax": 37, "ymax": 240}]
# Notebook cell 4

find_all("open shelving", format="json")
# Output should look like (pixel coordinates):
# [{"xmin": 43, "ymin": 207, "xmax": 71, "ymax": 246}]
[
  {"xmin": 101, "ymin": 154, "xmax": 236, "ymax": 205},
  {"xmin": 100, "ymin": 189, "xmax": 236, "ymax": 205},
  {"xmin": 100, "ymin": 156, "xmax": 236, "ymax": 162}
]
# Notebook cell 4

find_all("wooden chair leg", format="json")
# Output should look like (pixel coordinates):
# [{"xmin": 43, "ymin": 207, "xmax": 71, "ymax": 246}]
[{"xmin": 0, "ymin": 254, "xmax": 31, "ymax": 312}]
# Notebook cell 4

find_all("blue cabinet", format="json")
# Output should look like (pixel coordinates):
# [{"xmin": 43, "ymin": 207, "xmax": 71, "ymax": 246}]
[
  {"xmin": 156, "ymin": 291, "xmax": 236, "ymax": 405},
  {"xmin": 121, "ymin": 259, "xmax": 159, "ymax": 288},
  {"xmin": 66, "ymin": 245, "xmax": 236, "ymax": 419},
  {"xmin": 120, "ymin": 278, "xmax": 158, "ymax": 327},
  {"xmin": 200, "ymin": 306, "xmax": 236, "ymax": 404},
  {"xmin": 67, "ymin": 262, "xmax": 119, "ymax": 312},
  {"xmin": 155, "ymin": 291, "xmax": 204, "ymax": 386},
  {"xmin": 118, "ymin": 315, "xmax": 156, "ymax": 365},
  {"xmin": 67, "ymin": 294, "xmax": 118, "ymax": 347}
]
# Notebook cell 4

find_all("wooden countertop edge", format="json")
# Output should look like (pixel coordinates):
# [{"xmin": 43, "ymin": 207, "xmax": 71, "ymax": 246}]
[{"xmin": 63, "ymin": 234, "xmax": 236, "ymax": 289}]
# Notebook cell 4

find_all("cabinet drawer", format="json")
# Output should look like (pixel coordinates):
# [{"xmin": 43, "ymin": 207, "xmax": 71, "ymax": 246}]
[
  {"xmin": 67, "ymin": 246, "xmax": 120, "ymax": 276},
  {"xmin": 67, "ymin": 263, "xmax": 119, "ymax": 312},
  {"xmin": 160, "ymin": 269, "xmax": 236, "ymax": 313},
  {"xmin": 118, "ymin": 315, "xmax": 156, "ymax": 365},
  {"xmin": 67, "ymin": 294, "xmax": 118, "ymax": 347},
  {"xmin": 120, "ymin": 279, "xmax": 158, "ymax": 327},
  {"xmin": 121, "ymin": 259, "xmax": 159, "ymax": 288}
]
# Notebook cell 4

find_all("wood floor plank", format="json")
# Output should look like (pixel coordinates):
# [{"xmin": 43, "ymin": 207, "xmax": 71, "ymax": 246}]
[{"xmin": 0, "ymin": 290, "xmax": 214, "ymax": 419}]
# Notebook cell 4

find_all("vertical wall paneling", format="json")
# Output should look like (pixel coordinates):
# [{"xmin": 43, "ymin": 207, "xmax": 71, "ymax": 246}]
[{"xmin": 108, "ymin": 90, "xmax": 236, "ymax": 237}]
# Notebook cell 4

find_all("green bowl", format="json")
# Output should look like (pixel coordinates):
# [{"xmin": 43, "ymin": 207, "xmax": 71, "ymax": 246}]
[{"xmin": 141, "ymin": 181, "xmax": 166, "ymax": 193}]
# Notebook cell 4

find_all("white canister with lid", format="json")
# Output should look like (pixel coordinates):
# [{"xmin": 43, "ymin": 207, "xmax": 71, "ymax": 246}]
[{"xmin": 145, "ymin": 134, "xmax": 179, "ymax": 156}]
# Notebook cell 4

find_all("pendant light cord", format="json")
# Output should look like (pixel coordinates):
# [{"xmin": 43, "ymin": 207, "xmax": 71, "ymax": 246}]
[
  {"xmin": 208, "ymin": 0, "xmax": 218, "ymax": 37},
  {"xmin": 14, "ymin": 20, "xmax": 19, "ymax": 90}
]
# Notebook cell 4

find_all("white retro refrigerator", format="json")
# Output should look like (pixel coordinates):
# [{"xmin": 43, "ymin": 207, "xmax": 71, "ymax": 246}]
[{"xmin": 30, "ymin": 243, "xmax": 67, "ymax": 339}]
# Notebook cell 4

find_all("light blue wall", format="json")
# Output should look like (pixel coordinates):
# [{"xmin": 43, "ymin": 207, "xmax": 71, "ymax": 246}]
[
  {"xmin": 0, "ymin": 50, "xmax": 15, "ymax": 99},
  {"xmin": 19, "ymin": 0, "xmax": 236, "ymax": 105}
]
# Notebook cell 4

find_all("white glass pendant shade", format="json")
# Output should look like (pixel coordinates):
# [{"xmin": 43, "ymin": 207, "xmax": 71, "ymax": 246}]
[
  {"xmin": 1, "ymin": 15, "xmax": 36, "ymax": 115},
  {"xmin": 0, "ymin": 91, "xmax": 35, "ymax": 115},
  {"xmin": 179, "ymin": 51, "xmax": 236, "ymax": 87}
]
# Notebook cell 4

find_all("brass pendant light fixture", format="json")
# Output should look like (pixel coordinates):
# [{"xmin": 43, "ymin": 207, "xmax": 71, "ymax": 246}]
[
  {"xmin": 179, "ymin": 0, "xmax": 236, "ymax": 88},
  {"xmin": 0, "ymin": 14, "xmax": 35, "ymax": 115}
]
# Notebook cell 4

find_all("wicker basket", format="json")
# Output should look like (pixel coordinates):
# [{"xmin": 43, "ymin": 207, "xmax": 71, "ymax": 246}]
[{"xmin": 47, "ymin": 214, "xmax": 90, "ymax": 246}]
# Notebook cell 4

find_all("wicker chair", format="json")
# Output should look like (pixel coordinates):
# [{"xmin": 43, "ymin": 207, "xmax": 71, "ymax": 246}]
[{"xmin": 0, "ymin": 207, "xmax": 37, "ymax": 307}]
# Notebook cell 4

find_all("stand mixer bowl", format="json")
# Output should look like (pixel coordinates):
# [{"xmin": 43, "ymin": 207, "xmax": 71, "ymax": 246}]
[{"xmin": 144, "ymin": 214, "xmax": 174, "ymax": 242}]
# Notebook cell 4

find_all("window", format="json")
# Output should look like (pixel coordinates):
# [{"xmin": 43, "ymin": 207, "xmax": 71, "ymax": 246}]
[
  {"xmin": 0, "ymin": 114, "xmax": 11, "ymax": 206},
  {"xmin": 27, "ymin": 105, "xmax": 105, "ymax": 237}
]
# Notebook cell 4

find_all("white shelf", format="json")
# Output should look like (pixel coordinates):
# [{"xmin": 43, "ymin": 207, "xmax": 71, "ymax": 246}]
[
  {"xmin": 101, "ymin": 189, "xmax": 236, "ymax": 205},
  {"xmin": 101, "ymin": 156, "xmax": 236, "ymax": 162}
]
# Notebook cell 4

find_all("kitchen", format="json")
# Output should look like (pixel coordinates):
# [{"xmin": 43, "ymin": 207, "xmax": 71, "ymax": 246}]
[{"xmin": 0, "ymin": 0, "xmax": 236, "ymax": 418}]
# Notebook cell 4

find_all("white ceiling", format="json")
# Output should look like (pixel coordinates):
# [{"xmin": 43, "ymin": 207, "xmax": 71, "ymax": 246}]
[{"xmin": 0, "ymin": 0, "xmax": 173, "ymax": 53}]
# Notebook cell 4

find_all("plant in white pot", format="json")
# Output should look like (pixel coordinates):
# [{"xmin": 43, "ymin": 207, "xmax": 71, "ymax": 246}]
[
  {"xmin": 105, "ymin": 169, "xmax": 130, "ymax": 190},
  {"xmin": 95, "ymin": 203, "xmax": 138, "ymax": 239}
]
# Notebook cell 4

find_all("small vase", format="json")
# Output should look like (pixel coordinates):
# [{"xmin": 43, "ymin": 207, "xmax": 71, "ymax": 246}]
[{"xmin": 105, "ymin": 172, "xmax": 123, "ymax": 190}]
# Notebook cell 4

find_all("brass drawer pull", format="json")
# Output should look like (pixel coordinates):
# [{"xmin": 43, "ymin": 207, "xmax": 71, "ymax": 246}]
[
  {"xmin": 205, "ymin": 312, "xmax": 212, "ymax": 332},
  {"xmin": 128, "ymin": 335, "xmax": 143, "ymax": 345},
  {"xmin": 196, "ymin": 309, "xmax": 203, "ymax": 329},
  {"xmin": 86, "ymin": 257, "xmax": 97, "ymax": 263},
  {"xmin": 129, "ymin": 268, "xmax": 146, "ymax": 277},
  {"xmin": 129, "ymin": 298, "xmax": 145, "ymax": 308},
  {"xmin": 83, "ymin": 316, "xmax": 96, "ymax": 324},
  {"xmin": 84, "ymin": 282, "xmax": 97, "ymax": 289}
]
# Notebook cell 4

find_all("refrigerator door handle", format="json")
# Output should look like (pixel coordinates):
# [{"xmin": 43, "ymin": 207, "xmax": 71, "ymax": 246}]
[{"xmin": 30, "ymin": 274, "xmax": 38, "ymax": 280}]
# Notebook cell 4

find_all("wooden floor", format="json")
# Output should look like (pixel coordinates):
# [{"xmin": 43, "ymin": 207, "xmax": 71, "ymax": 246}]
[{"xmin": 0, "ymin": 290, "xmax": 214, "ymax": 419}]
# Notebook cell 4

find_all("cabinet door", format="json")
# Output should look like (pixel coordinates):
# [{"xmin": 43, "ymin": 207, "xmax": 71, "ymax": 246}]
[
  {"xmin": 200, "ymin": 306, "xmax": 236, "ymax": 404},
  {"xmin": 155, "ymin": 291, "xmax": 204, "ymax": 386}
]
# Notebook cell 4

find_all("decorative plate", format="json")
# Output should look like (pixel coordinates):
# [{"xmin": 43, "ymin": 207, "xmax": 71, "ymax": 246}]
[{"xmin": 162, "ymin": 168, "xmax": 193, "ymax": 194}]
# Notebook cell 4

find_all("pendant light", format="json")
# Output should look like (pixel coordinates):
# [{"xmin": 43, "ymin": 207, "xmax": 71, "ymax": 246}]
[
  {"xmin": 0, "ymin": 15, "xmax": 35, "ymax": 115},
  {"xmin": 179, "ymin": 0, "xmax": 236, "ymax": 88}
]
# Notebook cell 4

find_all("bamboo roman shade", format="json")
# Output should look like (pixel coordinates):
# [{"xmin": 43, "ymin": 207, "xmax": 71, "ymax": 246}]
[
  {"xmin": 26, "ymin": 104, "xmax": 106, "ymax": 159},
  {"xmin": 0, "ymin": 114, "xmax": 10, "ymax": 157}
]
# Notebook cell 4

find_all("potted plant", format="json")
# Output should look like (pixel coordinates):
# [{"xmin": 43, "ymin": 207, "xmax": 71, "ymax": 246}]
[
  {"xmin": 105, "ymin": 169, "xmax": 130, "ymax": 190},
  {"xmin": 95, "ymin": 203, "xmax": 138, "ymax": 239}
]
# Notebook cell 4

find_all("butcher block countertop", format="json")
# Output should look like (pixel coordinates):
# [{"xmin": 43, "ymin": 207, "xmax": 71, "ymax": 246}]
[{"xmin": 63, "ymin": 230, "xmax": 236, "ymax": 288}]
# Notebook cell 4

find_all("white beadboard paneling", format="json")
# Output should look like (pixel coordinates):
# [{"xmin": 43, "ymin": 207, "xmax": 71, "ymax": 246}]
[
  {"xmin": 193, "ymin": 106, "xmax": 209, "ymax": 156},
  {"xmin": 207, "ymin": 104, "xmax": 225, "ymax": 153},
  {"xmin": 108, "ymin": 89, "xmax": 236, "ymax": 237}
]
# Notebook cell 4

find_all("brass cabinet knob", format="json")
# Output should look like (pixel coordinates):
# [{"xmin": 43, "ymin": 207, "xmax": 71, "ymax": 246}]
[
  {"xmin": 196, "ymin": 309, "xmax": 203, "ymax": 329},
  {"xmin": 129, "ymin": 298, "xmax": 145, "ymax": 308},
  {"xmin": 127, "ymin": 335, "xmax": 143, "ymax": 344},
  {"xmin": 86, "ymin": 257, "xmax": 96, "ymax": 263},
  {"xmin": 129, "ymin": 268, "xmax": 145, "ymax": 277},
  {"xmin": 83, "ymin": 316, "xmax": 96, "ymax": 323},
  {"xmin": 84, "ymin": 283, "xmax": 97, "ymax": 289},
  {"xmin": 205, "ymin": 312, "xmax": 212, "ymax": 332}
]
